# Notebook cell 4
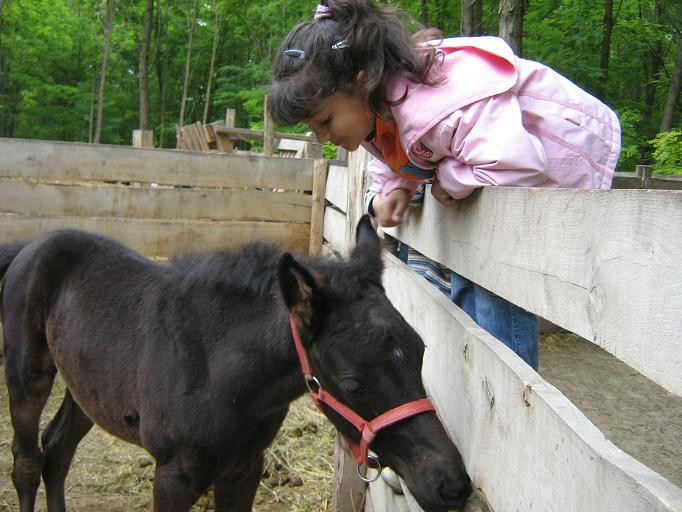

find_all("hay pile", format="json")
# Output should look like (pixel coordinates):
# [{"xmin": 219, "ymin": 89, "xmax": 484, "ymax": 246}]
[{"xmin": 0, "ymin": 368, "xmax": 335, "ymax": 512}]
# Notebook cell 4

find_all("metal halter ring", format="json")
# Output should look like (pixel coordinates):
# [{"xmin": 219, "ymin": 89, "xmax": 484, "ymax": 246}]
[
  {"xmin": 306, "ymin": 376, "xmax": 322, "ymax": 394},
  {"xmin": 357, "ymin": 455, "xmax": 382, "ymax": 483}
]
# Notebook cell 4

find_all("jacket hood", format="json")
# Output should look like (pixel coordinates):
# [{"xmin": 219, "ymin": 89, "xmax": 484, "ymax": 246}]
[{"xmin": 385, "ymin": 36, "xmax": 519, "ymax": 168}]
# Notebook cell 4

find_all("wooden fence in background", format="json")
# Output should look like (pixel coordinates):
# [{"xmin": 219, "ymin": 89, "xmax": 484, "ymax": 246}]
[{"xmin": 0, "ymin": 138, "xmax": 326, "ymax": 257}]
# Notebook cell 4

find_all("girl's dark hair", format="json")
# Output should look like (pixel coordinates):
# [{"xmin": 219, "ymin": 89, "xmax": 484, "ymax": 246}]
[{"xmin": 269, "ymin": 0, "xmax": 443, "ymax": 126}]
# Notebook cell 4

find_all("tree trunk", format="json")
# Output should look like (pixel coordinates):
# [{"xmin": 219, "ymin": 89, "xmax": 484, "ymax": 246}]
[
  {"xmin": 88, "ymin": 72, "xmax": 96, "ymax": 143},
  {"xmin": 498, "ymin": 0, "xmax": 525, "ymax": 56},
  {"xmin": 202, "ymin": 0, "xmax": 220, "ymax": 125},
  {"xmin": 154, "ymin": 0, "xmax": 168, "ymax": 147},
  {"xmin": 94, "ymin": 0, "xmax": 116, "ymax": 144},
  {"xmin": 139, "ymin": 0, "xmax": 154, "ymax": 131},
  {"xmin": 599, "ymin": 0, "xmax": 614, "ymax": 85},
  {"xmin": 461, "ymin": 0, "xmax": 483, "ymax": 36},
  {"xmin": 0, "ymin": 0, "xmax": 5, "ymax": 86},
  {"xmin": 178, "ymin": 0, "xmax": 198, "ymax": 130},
  {"xmin": 644, "ymin": 1, "xmax": 663, "ymax": 117},
  {"xmin": 0, "ymin": 0, "xmax": 8, "ymax": 108},
  {"xmin": 660, "ymin": 35, "xmax": 682, "ymax": 132}
]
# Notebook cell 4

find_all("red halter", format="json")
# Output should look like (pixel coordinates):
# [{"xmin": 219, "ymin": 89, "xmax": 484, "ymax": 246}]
[{"xmin": 289, "ymin": 315, "xmax": 436, "ymax": 466}]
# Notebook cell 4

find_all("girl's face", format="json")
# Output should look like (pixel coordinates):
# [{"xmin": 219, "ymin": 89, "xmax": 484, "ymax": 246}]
[{"xmin": 305, "ymin": 91, "xmax": 375, "ymax": 151}]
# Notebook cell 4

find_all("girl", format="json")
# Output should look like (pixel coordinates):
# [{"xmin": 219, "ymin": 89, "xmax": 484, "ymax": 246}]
[{"xmin": 269, "ymin": 0, "xmax": 621, "ymax": 370}]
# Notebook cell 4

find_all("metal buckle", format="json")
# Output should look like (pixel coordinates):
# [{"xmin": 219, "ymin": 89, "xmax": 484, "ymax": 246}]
[{"xmin": 357, "ymin": 455, "xmax": 382, "ymax": 483}]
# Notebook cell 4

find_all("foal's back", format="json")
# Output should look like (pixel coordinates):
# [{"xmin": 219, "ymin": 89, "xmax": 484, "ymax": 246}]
[{"xmin": 2, "ymin": 230, "xmax": 169, "ymax": 443}]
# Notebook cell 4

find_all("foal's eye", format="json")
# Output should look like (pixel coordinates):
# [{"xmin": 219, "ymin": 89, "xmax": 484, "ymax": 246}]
[{"xmin": 341, "ymin": 378, "xmax": 362, "ymax": 394}]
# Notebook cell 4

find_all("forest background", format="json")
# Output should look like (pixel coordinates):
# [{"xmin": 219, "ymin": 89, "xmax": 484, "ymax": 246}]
[{"xmin": 0, "ymin": 0, "xmax": 681, "ymax": 173}]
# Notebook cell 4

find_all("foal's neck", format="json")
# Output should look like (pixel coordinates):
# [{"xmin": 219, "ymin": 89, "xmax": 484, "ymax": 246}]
[{"xmin": 244, "ymin": 311, "xmax": 310, "ymax": 416}]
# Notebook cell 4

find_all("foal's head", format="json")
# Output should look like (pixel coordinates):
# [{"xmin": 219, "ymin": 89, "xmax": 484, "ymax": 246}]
[{"xmin": 279, "ymin": 216, "xmax": 472, "ymax": 512}]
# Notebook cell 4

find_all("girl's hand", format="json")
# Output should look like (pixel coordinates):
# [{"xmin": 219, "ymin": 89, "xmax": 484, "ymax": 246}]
[
  {"xmin": 372, "ymin": 188, "xmax": 411, "ymax": 227},
  {"xmin": 431, "ymin": 178, "xmax": 456, "ymax": 206}
]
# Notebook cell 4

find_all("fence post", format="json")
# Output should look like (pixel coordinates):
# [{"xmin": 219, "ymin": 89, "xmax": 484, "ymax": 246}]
[
  {"xmin": 263, "ymin": 95, "xmax": 275, "ymax": 157},
  {"xmin": 309, "ymin": 159, "xmax": 328, "ymax": 256},
  {"xmin": 336, "ymin": 146, "xmax": 348, "ymax": 162},
  {"xmin": 215, "ymin": 108, "xmax": 236, "ymax": 153},
  {"xmin": 132, "ymin": 129, "xmax": 153, "ymax": 148},
  {"xmin": 635, "ymin": 164, "xmax": 653, "ymax": 178},
  {"xmin": 344, "ymin": 148, "xmax": 369, "ymax": 252},
  {"xmin": 331, "ymin": 434, "xmax": 367, "ymax": 512},
  {"xmin": 304, "ymin": 140, "xmax": 323, "ymax": 159},
  {"xmin": 635, "ymin": 164, "xmax": 653, "ymax": 187}
]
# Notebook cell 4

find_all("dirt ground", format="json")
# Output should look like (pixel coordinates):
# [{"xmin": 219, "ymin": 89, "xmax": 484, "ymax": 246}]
[
  {"xmin": 539, "ymin": 332, "xmax": 682, "ymax": 489},
  {"xmin": 1, "ymin": 332, "xmax": 680, "ymax": 511},
  {"xmin": 0, "ymin": 367, "xmax": 336, "ymax": 512}
]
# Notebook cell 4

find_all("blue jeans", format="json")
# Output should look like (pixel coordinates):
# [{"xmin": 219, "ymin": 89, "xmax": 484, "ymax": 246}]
[
  {"xmin": 386, "ymin": 238, "xmax": 538, "ymax": 370},
  {"xmin": 451, "ymin": 272, "xmax": 538, "ymax": 370}
]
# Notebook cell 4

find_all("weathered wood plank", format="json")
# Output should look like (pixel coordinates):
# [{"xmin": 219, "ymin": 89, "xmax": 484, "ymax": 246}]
[
  {"xmin": 0, "ymin": 180, "xmax": 311, "ymax": 223},
  {"xmin": 0, "ymin": 216, "xmax": 310, "ymax": 257},
  {"xmin": 212, "ymin": 125, "xmax": 317, "ymax": 143},
  {"xmin": 331, "ymin": 435, "xmax": 367, "ymax": 512},
  {"xmin": 309, "ymin": 159, "xmax": 328, "ymax": 255},
  {"xmin": 385, "ymin": 186, "xmax": 682, "ymax": 396},
  {"xmin": 380, "ymin": 254, "xmax": 682, "ymax": 512},
  {"xmin": 0, "ymin": 138, "xmax": 314, "ymax": 190},
  {"xmin": 344, "ymin": 150, "xmax": 368, "ymax": 251},
  {"xmin": 644, "ymin": 176, "xmax": 682, "ymax": 190},
  {"xmin": 612, "ymin": 172, "xmax": 682, "ymax": 190},
  {"xmin": 611, "ymin": 172, "xmax": 643, "ymax": 189},
  {"xmin": 323, "ymin": 206, "xmax": 347, "ymax": 255},
  {"xmin": 325, "ymin": 164, "xmax": 348, "ymax": 213}
]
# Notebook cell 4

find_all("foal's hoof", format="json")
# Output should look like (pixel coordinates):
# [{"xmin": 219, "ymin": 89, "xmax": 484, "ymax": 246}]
[{"xmin": 382, "ymin": 467, "xmax": 404, "ymax": 494}]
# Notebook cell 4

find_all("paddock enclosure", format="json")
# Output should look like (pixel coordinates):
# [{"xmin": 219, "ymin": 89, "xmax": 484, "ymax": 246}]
[{"xmin": 1, "ymin": 136, "xmax": 682, "ymax": 512}]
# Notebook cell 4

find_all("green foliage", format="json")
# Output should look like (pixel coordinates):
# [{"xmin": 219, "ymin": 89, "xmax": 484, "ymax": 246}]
[
  {"xmin": 214, "ymin": 63, "xmax": 269, "ymax": 128},
  {"xmin": 323, "ymin": 141, "xmax": 337, "ymax": 160},
  {"xmin": 650, "ymin": 130, "xmax": 682, "ymax": 175},
  {"xmin": 0, "ymin": 0, "xmax": 680, "ymax": 163},
  {"xmin": 616, "ymin": 108, "xmax": 645, "ymax": 173}
]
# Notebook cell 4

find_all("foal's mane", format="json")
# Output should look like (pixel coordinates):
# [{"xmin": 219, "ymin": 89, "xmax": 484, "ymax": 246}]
[{"xmin": 167, "ymin": 241, "xmax": 375, "ymax": 302}]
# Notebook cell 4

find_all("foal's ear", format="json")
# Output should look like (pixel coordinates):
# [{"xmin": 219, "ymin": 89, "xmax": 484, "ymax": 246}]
[
  {"xmin": 278, "ymin": 253, "xmax": 322, "ymax": 342},
  {"xmin": 350, "ymin": 214, "xmax": 383, "ymax": 279}
]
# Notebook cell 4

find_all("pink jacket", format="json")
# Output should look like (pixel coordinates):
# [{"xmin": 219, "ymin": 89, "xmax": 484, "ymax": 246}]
[{"xmin": 363, "ymin": 37, "xmax": 621, "ymax": 200}]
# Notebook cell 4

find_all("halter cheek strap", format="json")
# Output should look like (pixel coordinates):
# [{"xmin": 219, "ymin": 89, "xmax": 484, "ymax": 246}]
[{"xmin": 289, "ymin": 315, "xmax": 436, "ymax": 467}]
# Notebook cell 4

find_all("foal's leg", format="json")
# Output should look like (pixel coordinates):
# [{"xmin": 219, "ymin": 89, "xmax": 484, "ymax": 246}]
[
  {"xmin": 213, "ymin": 454, "xmax": 264, "ymax": 512},
  {"xmin": 152, "ymin": 459, "xmax": 215, "ymax": 512},
  {"xmin": 41, "ymin": 389, "xmax": 93, "ymax": 512},
  {"xmin": 4, "ymin": 342, "xmax": 56, "ymax": 512}
]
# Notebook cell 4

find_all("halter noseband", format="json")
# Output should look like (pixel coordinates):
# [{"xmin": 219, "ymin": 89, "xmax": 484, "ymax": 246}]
[{"xmin": 289, "ymin": 315, "xmax": 436, "ymax": 474}]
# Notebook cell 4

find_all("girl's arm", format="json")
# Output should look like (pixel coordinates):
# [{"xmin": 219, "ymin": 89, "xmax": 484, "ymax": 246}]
[
  {"xmin": 420, "ymin": 91, "xmax": 547, "ymax": 200},
  {"xmin": 365, "ymin": 157, "xmax": 420, "ymax": 227},
  {"xmin": 367, "ymin": 157, "xmax": 420, "ymax": 197}
]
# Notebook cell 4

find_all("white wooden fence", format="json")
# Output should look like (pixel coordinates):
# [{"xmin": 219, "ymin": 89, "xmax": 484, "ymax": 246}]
[{"xmin": 325, "ymin": 149, "xmax": 682, "ymax": 512}]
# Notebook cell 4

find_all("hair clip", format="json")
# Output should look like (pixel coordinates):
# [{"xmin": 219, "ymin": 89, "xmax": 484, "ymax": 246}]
[
  {"xmin": 331, "ymin": 39, "xmax": 349, "ymax": 50},
  {"xmin": 283, "ymin": 49, "xmax": 305, "ymax": 59},
  {"xmin": 314, "ymin": 4, "xmax": 332, "ymax": 21}
]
